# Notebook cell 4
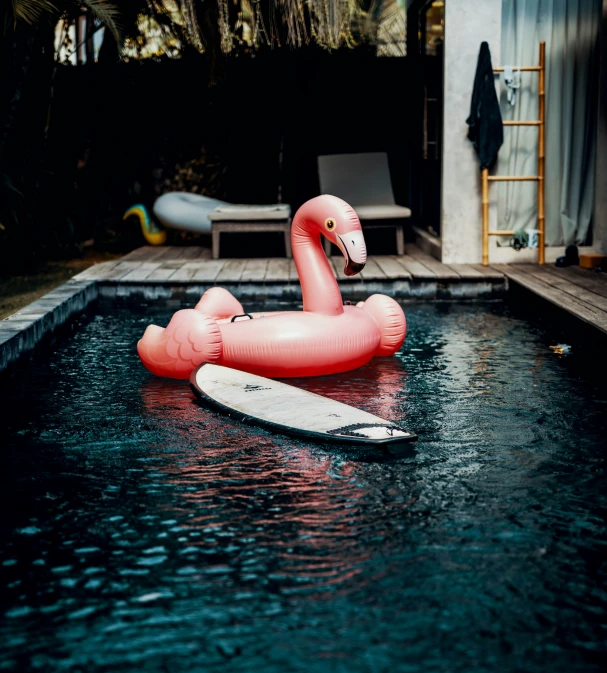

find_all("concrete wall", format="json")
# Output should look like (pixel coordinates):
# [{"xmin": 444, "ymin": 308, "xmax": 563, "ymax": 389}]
[
  {"xmin": 440, "ymin": 0, "xmax": 502, "ymax": 264},
  {"xmin": 594, "ymin": 0, "xmax": 607, "ymax": 255}
]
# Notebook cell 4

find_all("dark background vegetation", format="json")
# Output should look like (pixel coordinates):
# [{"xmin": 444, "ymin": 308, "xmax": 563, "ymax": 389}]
[{"xmin": 1, "ymin": 6, "xmax": 412, "ymax": 270}]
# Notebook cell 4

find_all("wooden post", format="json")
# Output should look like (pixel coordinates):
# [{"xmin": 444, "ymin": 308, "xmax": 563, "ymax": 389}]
[
  {"xmin": 482, "ymin": 168, "xmax": 489, "ymax": 266},
  {"xmin": 538, "ymin": 41, "xmax": 546, "ymax": 264},
  {"xmin": 212, "ymin": 229, "xmax": 220, "ymax": 259},
  {"xmin": 395, "ymin": 225, "xmax": 405, "ymax": 256}
]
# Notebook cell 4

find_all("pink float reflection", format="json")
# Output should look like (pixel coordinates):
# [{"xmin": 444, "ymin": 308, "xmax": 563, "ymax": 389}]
[
  {"xmin": 286, "ymin": 357, "xmax": 410, "ymax": 424},
  {"xmin": 136, "ymin": 360, "xmax": 416, "ymax": 598}
]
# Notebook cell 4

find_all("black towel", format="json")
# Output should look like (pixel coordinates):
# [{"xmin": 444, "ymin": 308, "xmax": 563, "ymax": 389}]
[{"xmin": 466, "ymin": 42, "xmax": 503, "ymax": 170}]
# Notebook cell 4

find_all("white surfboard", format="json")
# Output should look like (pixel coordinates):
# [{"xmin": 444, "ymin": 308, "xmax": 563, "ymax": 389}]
[{"xmin": 190, "ymin": 364, "xmax": 417, "ymax": 447}]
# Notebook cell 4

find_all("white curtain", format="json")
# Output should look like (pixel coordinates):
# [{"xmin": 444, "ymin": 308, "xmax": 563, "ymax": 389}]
[{"xmin": 498, "ymin": 0, "xmax": 602, "ymax": 246}]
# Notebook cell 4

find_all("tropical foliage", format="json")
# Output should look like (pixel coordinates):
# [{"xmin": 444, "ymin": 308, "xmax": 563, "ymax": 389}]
[
  {"xmin": 0, "ymin": 0, "xmax": 405, "ymax": 268},
  {"xmin": 3, "ymin": 0, "xmax": 121, "ymax": 42},
  {"xmin": 5, "ymin": 0, "xmax": 400, "ymax": 61}
]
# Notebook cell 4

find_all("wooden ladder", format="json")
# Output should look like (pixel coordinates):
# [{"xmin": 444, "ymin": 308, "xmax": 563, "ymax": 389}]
[{"xmin": 482, "ymin": 41, "xmax": 546, "ymax": 266}]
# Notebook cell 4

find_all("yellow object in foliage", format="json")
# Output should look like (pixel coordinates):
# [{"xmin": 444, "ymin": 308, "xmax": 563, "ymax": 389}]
[{"xmin": 123, "ymin": 204, "xmax": 167, "ymax": 246}]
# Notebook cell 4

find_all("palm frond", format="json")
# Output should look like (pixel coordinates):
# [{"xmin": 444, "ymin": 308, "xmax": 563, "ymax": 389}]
[
  {"xmin": 80, "ymin": 0, "xmax": 121, "ymax": 42},
  {"xmin": 8, "ymin": 0, "xmax": 120, "ymax": 41},
  {"xmin": 10, "ymin": 0, "xmax": 57, "ymax": 25}
]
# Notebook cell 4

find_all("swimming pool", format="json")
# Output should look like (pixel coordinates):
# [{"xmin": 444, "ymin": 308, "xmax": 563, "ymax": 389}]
[{"xmin": 1, "ymin": 301, "xmax": 605, "ymax": 672}]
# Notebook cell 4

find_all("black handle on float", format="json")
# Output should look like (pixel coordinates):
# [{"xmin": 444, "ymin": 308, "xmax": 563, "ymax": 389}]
[{"xmin": 230, "ymin": 313, "xmax": 253, "ymax": 322}]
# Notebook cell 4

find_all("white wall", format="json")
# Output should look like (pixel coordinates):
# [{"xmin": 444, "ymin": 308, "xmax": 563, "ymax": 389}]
[
  {"xmin": 440, "ymin": 0, "xmax": 502, "ymax": 264},
  {"xmin": 594, "ymin": 0, "xmax": 607, "ymax": 254}
]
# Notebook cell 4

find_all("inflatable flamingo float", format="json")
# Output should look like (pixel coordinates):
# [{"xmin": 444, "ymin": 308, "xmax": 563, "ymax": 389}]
[{"xmin": 137, "ymin": 195, "xmax": 407, "ymax": 379}]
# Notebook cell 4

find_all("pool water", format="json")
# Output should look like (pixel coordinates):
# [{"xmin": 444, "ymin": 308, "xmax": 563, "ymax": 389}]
[{"xmin": 1, "ymin": 302, "xmax": 606, "ymax": 672}]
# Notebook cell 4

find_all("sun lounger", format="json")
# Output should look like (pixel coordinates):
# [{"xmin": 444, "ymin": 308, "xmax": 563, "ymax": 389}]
[{"xmin": 317, "ymin": 152, "xmax": 412, "ymax": 255}]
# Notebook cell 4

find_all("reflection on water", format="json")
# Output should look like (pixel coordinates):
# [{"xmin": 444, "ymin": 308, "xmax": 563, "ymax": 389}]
[{"xmin": 0, "ymin": 302, "xmax": 606, "ymax": 672}]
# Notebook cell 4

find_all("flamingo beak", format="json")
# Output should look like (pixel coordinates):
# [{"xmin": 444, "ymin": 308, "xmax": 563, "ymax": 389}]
[{"xmin": 336, "ymin": 230, "xmax": 367, "ymax": 277}]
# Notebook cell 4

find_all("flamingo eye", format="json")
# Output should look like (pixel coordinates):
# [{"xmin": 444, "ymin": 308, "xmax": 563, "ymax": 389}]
[{"xmin": 325, "ymin": 218, "xmax": 336, "ymax": 231}]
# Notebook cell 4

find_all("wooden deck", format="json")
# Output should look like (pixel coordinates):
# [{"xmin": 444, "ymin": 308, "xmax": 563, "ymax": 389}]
[
  {"xmin": 494, "ymin": 263, "xmax": 607, "ymax": 336},
  {"xmin": 74, "ymin": 244, "xmax": 504, "ymax": 284}
]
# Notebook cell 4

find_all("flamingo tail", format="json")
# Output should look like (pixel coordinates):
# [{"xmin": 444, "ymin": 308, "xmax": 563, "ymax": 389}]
[{"xmin": 137, "ymin": 309, "xmax": 222, "ymax": 379}]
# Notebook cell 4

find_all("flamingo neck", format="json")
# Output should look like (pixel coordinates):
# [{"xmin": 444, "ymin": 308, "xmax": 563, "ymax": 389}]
[{"xmin": 291, "ymin": 214, "xmax": 344, "ymax": 316}]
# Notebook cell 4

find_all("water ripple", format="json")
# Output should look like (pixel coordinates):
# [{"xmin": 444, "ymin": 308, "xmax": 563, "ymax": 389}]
[{"xmin": 0, "ymin": 302, "xmax": 605, "ymax": 672}]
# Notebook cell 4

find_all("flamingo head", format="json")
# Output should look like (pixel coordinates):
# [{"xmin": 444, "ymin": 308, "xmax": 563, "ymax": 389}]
[{"xmin": 313, "ymin": 195, "xmax": 367, "ymax": 276}]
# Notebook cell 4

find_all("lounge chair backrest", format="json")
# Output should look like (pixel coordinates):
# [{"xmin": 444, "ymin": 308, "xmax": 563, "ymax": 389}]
[{"xmin": 317, "ymin": 152, "xmax": 396, "ymax": 206}]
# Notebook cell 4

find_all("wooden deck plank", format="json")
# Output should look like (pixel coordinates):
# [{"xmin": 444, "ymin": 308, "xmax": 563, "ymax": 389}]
[
  {"xmin": 173, "ymin": 247, "xmax": 200, "ymax": 260},
  {"xmin": 547, "ymin": 266, "xmax": 607, "ymax": 299},
  {"xmin": 473, "ymin": 264, "xmax": 507, "ymax": 278},
  {"xmin": 396, "ymin": 257, "xmax": 436, "ymax": 279},
  {"xmin": 265, "ymin": 259, "xmax": 290, "ymax": 282},
  {"xmin": 121, "ymin": 262, "xmax": 163, "ymax": 281},
  {"xmin": 242, "ymin": 258, "xmax": 268, "ymax": 282},
  {"xmin": 359, "ymin": 257, "xmax": 386, "ymax": 280},
  {"xmin": 179, "ymin": 247, "xmax": 206, "ymax": 260},
  {"xmin": 170, "ymin": 262, "xmax": 208, "ymax": 282},
  {"xmin": 192, "ymin": 260, "xmax": 226, "ymax": 282},
  {"xmin": 153, "ymin": 247, "xmax": 192, "ymax": 261},
  {"xmin": 121, "ymin": 246, "xmax": 168, "ymax": 262},
  {"xmin": 513, "ymin": 265, "xmax": 607, "ymax": 313},
  {"xmin": 73, "ymin": 261, "xmax": 121, "ymax": 280},
  {"xmin": 373, "ymin": 255, "xmax": 411, "ymax": 279},
  {"xmin": 146, "ymin": 264, "xmax": 179, "ymax": 281},
  {"xmin": 215, "ymin": 259, "xmax": 247, "ymax": 282},
  {"xmin": 150, "ymin": 247, "xmax": 179, "ymax": 261},
  {"xmin": 493, "ymin": 265, "xmax": 607, "ymax": 333},
  {"xmin": 406, "ymin": 244, "xmax": 461, "ymax": 279},
  {"xmin": 97, "ymin": 262, "xmax": 143, "ymax": 280},
  {"xmin": 449, "ymin": 264, "xmax": 485, "ymax": 279}
]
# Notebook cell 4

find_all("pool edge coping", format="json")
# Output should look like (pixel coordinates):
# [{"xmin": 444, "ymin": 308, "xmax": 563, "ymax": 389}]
[
  {"xmin": 1, "ymin": 274, "xmax": 511, "ymax": 373},
  {"xmin": 0, "ymin": 279, "xmax": 99, "ymax": 372}
]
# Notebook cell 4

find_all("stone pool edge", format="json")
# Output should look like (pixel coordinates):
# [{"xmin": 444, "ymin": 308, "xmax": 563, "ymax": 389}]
[
  {"xmin": 0, "ymin": 279, "xmax": 98, "ymax": 372},
  {"xmin": 0, "ymin": 275, "xmax": 508, "ymax": 373}
]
